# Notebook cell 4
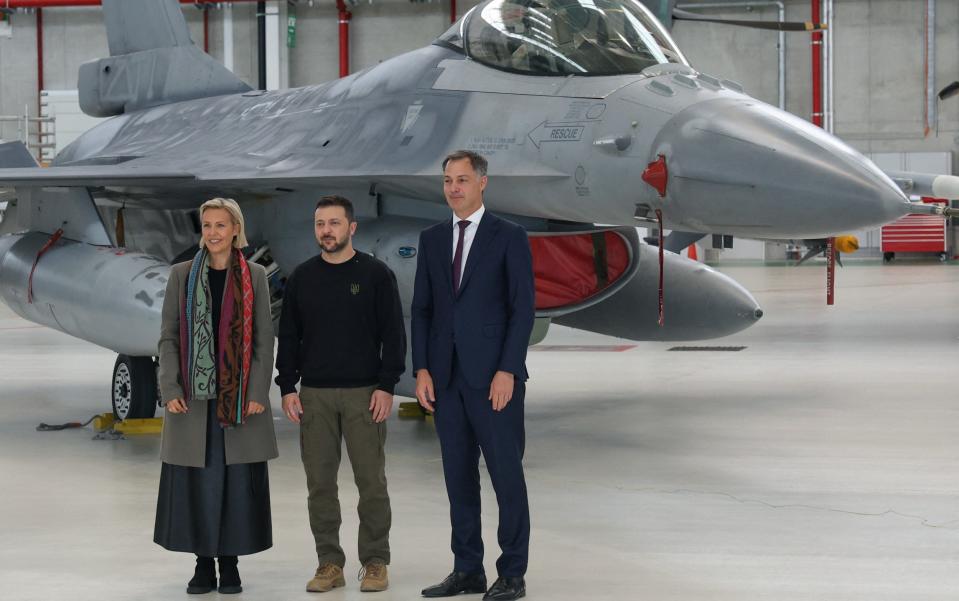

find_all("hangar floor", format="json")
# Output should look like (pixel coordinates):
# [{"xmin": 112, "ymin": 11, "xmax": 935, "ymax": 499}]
[{"xmin": 0, "ymin": 261, "xmax": 956, "ymax": 601}]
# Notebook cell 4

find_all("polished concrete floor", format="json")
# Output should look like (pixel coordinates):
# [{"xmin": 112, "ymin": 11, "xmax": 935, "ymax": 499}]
[{"xmin": 0, "ymin": 261, "xmax": 957, "ymax": 600}]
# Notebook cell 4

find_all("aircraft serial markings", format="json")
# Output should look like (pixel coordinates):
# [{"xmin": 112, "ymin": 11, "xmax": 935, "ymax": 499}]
[{"xmin": 465, "ymin": 136, "xmax": 517, "ymax": 155}]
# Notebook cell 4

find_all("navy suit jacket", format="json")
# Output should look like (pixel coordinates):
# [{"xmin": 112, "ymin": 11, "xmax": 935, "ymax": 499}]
[{"xmin": 411, "ymin": 210, "xmax": 535, "ymax": 391}]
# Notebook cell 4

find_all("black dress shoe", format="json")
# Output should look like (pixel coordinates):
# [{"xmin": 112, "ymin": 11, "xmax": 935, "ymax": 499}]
[
  {"xmin": 186, "ymin": 556, "xmax": 216, "ymax": 594},
  {"xmin": 483, "ymin": 577, "xmax": 526, "ymax": 601},
  {"xmin": 421, "ymin": 571, "xmax": 488, "ymax": 597},
  {"xmin": 217, "ymin": 556, "xmax": 243, "ymax": 594}
]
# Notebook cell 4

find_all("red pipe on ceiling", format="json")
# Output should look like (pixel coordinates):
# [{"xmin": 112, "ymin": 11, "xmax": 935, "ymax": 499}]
[
  {"xmin": 3, "ymin": 0, "xmax": 262, "ymax": 7},
  {"xmin": 336, "ymin": 0, "xmax": 351, "ymax": 78}
]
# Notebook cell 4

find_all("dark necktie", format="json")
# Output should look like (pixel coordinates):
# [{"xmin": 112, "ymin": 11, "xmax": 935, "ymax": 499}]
[{"xmin": 452, "ymin": 220, "xmax": 470, "ymax": 292}]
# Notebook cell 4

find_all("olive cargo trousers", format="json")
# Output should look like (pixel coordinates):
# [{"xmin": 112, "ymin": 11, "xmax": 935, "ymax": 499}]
[{"xmin": 300, "ymin": 385, "xmax": 390, "ymax": 567}]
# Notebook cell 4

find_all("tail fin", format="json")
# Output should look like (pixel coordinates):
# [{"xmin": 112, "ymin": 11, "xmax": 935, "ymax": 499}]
[
  {"xmin": 103, "ymin": 0, "xmax": 193, "ymax": 56},
  {"xmin": 79, "ymin": 0, "xmax": 252, "ymax": 118}
]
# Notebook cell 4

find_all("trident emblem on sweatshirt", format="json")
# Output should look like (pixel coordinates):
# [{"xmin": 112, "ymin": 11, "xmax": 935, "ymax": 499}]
[{"xmin": 350, "ymin": 283, "xmax": 360, "ymax": 295}]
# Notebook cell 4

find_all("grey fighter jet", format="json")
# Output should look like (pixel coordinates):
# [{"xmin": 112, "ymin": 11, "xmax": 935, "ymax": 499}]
[{"xmin": 0, "ymin": 0, "xmax": 942, "ymax": 419}]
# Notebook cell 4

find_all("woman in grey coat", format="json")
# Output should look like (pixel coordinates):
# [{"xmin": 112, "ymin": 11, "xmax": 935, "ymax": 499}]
[{"xmin": 153, "ymin": 197, "xmax": 278, "ymax": 595}]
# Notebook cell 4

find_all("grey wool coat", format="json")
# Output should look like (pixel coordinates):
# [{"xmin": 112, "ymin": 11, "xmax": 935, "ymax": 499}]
[{"xmin": 157, "ymin": 259, "xmax": 278, "ymax": 467}]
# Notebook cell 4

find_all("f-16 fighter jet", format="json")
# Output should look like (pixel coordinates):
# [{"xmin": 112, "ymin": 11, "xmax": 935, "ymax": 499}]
[{"xmin": 0, "ymin": 0, "xmax": 944, "ymax": 418}]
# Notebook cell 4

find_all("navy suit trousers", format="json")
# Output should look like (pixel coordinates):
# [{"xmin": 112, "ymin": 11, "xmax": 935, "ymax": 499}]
[{"xmin": 433, "ymin": 356, "xmax": 530, "ymax": 578}]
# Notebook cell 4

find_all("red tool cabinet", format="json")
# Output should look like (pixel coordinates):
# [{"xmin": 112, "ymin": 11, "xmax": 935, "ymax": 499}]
[{"xmin": 881, "ymin": 198, "xmax": 948, "ymax": 262}]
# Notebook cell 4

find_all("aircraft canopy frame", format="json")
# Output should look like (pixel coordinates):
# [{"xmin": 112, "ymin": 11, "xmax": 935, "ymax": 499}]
[{"xmin": 435, "ymin": 0, "xmax": 689, "ymax": 77}]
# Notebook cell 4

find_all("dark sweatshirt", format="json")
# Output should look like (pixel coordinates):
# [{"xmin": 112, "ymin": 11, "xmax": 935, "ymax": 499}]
[{"xmin": 275, "ymin": 251, "xmax": 406, "ymax": 395}]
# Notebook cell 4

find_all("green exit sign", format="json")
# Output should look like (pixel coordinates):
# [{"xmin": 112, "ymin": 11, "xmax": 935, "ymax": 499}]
[{"xmin": 287, "ymin": 8, "xmax": 296, "ymax": 48}]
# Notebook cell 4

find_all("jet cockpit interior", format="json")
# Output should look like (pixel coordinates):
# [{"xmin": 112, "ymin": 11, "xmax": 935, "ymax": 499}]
[{"xmin": 435, "ymin": 0, "xmax": 689, "ymax": 76}]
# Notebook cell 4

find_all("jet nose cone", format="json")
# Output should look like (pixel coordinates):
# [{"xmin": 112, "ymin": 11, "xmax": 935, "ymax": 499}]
[{"xmin": 653, "ymin": 98, "xmax": 909, "ymax": 238}]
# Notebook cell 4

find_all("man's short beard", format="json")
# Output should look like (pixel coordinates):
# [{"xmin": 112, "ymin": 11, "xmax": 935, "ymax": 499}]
[{"xmin": 320, "ymin": 236, "xmax": 349, "ymax": 254}]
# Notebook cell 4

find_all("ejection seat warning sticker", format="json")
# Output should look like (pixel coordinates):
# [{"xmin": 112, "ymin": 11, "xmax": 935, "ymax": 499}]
[
  {"xmin": 466, "ymin": 136, "xmax": 517, "ymax": 155},
  {"xmin": 527, "ymin": 121, "xmax": 585, "ymax": 149}
]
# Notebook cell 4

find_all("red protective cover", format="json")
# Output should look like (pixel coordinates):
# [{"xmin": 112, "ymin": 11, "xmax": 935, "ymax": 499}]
[{"xmin": 530, "ymin": 231, "xmax": 629, "ymax": 310}]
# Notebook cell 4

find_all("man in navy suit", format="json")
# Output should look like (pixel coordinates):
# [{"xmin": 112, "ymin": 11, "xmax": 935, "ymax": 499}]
[{"xmin": 413, "ymin": 150, "xmax": 535, "ymax": 601}]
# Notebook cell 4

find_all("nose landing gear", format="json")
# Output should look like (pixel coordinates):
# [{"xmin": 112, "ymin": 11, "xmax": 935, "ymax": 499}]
[{"xmin": 111, "ymin": 355, "xmax": 158, "ymax": 420}]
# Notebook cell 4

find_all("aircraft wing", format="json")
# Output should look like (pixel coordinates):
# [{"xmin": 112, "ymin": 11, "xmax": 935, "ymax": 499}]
[
  {"xmin": 0, "ymin": 166, "xmax": 196, "ymax": 188},
  {"xmin": 0, "ymin": 162, "xmax": 566, "ymax": 198}
]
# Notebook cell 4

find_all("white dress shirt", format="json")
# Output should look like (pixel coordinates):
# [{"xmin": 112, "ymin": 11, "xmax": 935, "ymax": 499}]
[{"xmin": 451, "ymin": 204, "xmax": 485, "ymax": 272}]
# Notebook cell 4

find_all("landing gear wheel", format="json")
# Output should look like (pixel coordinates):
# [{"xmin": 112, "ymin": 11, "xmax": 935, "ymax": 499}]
[
  {"xmin": 938, "ymin": 252, "xmax": 947, "ymax": 263},
  {"xmin": 112, "ymin": 355, "xmax": 158, "ymax": 420}
]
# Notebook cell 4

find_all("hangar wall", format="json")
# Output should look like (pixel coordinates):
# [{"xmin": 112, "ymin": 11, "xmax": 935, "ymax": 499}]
[{"xmin": 671, "ymin": 0, "xmax": 959, "ymax": 166}]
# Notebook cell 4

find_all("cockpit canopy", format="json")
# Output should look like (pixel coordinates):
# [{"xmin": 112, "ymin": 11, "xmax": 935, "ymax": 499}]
[{"xmin": 436, "ymin": 0, "xmax": 688, "ymax": 76}]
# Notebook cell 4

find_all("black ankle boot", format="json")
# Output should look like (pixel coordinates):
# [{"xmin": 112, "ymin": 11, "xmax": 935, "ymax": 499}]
[
  {"xmin": 217, "ymin": 556, "xmax": 242, "ymax": 594},
  {"xmin": 187, "ymin": 556, "xmax": 216, "ymax": 594}
]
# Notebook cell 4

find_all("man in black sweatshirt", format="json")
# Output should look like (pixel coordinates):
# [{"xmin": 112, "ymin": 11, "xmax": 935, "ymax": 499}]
[{"xmin": 276, "ymin": 195, "xmax": 406, "ymax": 594}]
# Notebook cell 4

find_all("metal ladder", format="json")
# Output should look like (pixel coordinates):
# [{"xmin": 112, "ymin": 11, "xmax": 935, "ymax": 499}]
[{"xmin": 0, "ymin": 103, "xmax": 55, "ymax": 164}]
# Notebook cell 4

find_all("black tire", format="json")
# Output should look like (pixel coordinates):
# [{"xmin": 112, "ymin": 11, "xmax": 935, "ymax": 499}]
[
  {"xmin": 883, "ymin": 252, "xmax": 895, "ymax": 264},
  {"xmin": 112, "ymin": 355, "xmax": 158, "ymax": 420}
]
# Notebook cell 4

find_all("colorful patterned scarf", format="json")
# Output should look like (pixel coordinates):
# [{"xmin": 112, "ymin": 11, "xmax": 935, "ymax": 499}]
[{"xmin": 179, "ymin": 247, "xmax": 254, "ymax": 427}]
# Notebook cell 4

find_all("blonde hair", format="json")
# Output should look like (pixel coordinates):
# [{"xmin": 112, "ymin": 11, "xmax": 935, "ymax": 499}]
[{"xmin": 198, "ymin": 197, "xmax": 248, "ymax": 249}]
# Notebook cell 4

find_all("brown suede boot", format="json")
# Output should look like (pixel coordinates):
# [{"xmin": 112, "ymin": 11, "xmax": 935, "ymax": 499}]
[
  {"xmin": 307, "ymin": 563, "xmax": 346, "ymax": 593},
  {"xmin": 359, "ymin": 562, "xmax": 389, "ymax": 592}
]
